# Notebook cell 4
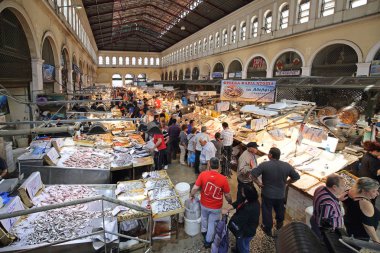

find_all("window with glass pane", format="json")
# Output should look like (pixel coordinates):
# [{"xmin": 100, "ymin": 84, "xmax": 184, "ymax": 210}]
[
  {"xmin": 223, "ymin": 30, "xmax": 227, "ymax": 46},
  {"xmin": 156, "ymin": 58, "xmax": 160, "ymax": 66},
  {"xmin": 198, "ymin": 41, "xmax": 202, "ymax": 52},
  {"xmin": 251, "ymin": 18, "xmax": 258, "ymax": 37},
  {"xmin": 215, "ymin": 33, "xmax": 220, "ymax": 47},
  {"xmin": 264, "ymin": 12, "xmax": 272, "ymax": 33},
  {"xmin": 112, "ymin": 57, "xmax": 116, "ymax": 65},
  {"xmin": 118, "ymin": 57, "xmax": 123, "ymax": 65},
  {"xmin": 98, "ymin": 56, "xmax": 103, "ymax": 65},
  {"xmin": 138, "ymin": 57, "xmax": 142, "ymax": 65},
  {"xmin": 125, "ymin": 57, "xmax": 130, "ymax": 65},
  {"xmin": 298, "ymin": 0, "xmax": 310, "ymax": 23},
  {"xmin": 204, "ymin": 39, "xmax": 207, "ymax": 51},
  {"xmin": 209, "ymin": 36, "xmax": 213, "ymax": 49},
  {"xmin": 280, "ymin": 5, "xmax": 289, "ymax": 29},
  {"xmin": 321, "ymin": 0, "xmax": 335, "ymax": 16},
  {"xmin": 190, "ymin": 45, "xmax": 193, "ymax": 56},
  {"xmin": 350, "ymin": 0, "xmax": 367, "ymax": 8},
  {"xmin": 240, "ymin": 22, "xmax": 246, "ymax": 40},
  {"xmin": 132, "ymin": 57, "xmax": 136, "ymax": 65},
  {"xmin": 231, "ymin": 27, "xmax": 236, "ymax": 43},
  {"xmin": 144, "ymin": 57, "xmax": 148, "ymax": 65},
  {"xmin": 194, "ymin": 43, "xmax": 197, "ymax": 54},
  {"xmin": 105, "ymin": 56, "xmax": 110, "ymax": 65}
]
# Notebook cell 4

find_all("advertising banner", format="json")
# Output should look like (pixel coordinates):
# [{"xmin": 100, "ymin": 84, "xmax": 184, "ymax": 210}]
[{"xmin": 220, "ymin": 80, "xmax": 276, "ymax": 102}]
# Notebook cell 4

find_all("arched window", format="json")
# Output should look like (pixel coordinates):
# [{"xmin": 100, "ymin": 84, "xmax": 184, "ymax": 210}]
[
  {"xmin": 251, "ymin": 17, "xmax": 258, "ymax": 37},
  {"xmin": 321, "ymin": 0, "xmax": 335, "ymax": 16},
  {"xmin": 105, "ymin": 56, "xmax": 110, "ymax": 65},
  {"xmin": 132, "ymin": 57, "xmax": 136, "ymax": 65},
  {"xmin": 144, "ymin": 57, "xmax": 148, "ymax": 65},
  {"xmin": 112, "ymin": 56, "xmax": 116, "ymax": 65},
  {"xmin": 138, "ymin": 57, "xmax": 142, "ymax": 65},
  {"xmin": 279, "ymin": 4, "xmax": 289, "ymax": 29},
  {"xmin": 125, "ymin": 74, "xmax": 134, "ymax": 85},
  {"xmin": 156, "ymin": 58, "xmax": 160, "ymax": 66},
  {"xmin": 203, "ymin": 38, "xmax": 208, "ymax": 52},
  {"xmin": 298, "ymin": 0, "xmax": 310, "ymax": 24},
  {"xmin": 125, "ymin": 57, "xmax": 130, "ymax": 65},
  {"xmin": 198, "ymin": 40, "xmax": 202, "ymax": 53},
  {"xmin": 186, "ymin": 46, "xmax": 189, "ymax": 58},
  {"xmin": 240, "ymin": 22, "xmax": 246, "ymax": 41},
  {"xmin": 182, "ymin": 47, "xmax": 185, "ymax": 59},
  {"xmin": 194, "ymin": 42, "xmax": 197, "ymax": 55},
  {"xmin": 209, "ymin": 35, "xmax": 213, "ymax": 49},
  {"xmin": 349, "ymin": 0, "xmax": 367, "ymax": 8},
  {"xmin": 190, "ymin": 45, "xmax": 193, "ymax": 56},
  {"xmin": 149, "ymin": 57, "xmax": 154, "ymax": 65},
  {"xmin": 112, "ymin": 74, "xmax": 122, "ymax": 87},
  {"xmin": 222, "ymin": 29, "xmax": 228, "ymax": 46},
  {"xmin": 118, "ymin": 56, "xmax": 123, "ymax": 65},
  {"xmin": 231, "ymin": 26, "xmax": 236, "ymax": 43},
  {"xmin": 264, "ymin": 11, "xmax": 272, "ymax": 33},
  {"xmin": 98, "ymin": 56, "xmax": 103, "ymax": 65},
  {"xmin": 215, "ymin": 32, "xmax": 220, "ymax": 48}
]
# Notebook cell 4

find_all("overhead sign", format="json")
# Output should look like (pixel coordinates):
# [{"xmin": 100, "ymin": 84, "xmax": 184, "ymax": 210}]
[
  {"xmin": 220, "ymin": 80, "xmax": 276, "ymax": 103},
  {"xmin": 370, "ymin": 60, "xmax": 380, "ymax": 76}
]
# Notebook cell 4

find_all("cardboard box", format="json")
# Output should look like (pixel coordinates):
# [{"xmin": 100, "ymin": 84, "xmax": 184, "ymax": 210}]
[{"xmin": 18, "ymin": 172, "xmax": 44, "ymax": 208}]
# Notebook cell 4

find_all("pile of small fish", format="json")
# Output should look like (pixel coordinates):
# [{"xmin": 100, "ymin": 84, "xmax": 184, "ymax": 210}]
[
  {"xmin": 117, "ymin": 181, "xmax": 144, "ymax": 194},
  {"xmin": 62, "ymin": 148, "xmax": 111, "ymax": 169},
  {"xmin": 151, "ymin": 198, "xmax": 182, "ymax": 215},
  {"xmin": 33, "ymin": 185, "xmax": 98, "ymax": 207},
  {"xmin": 142, "ymin": 171, "xmax": 166, "ymax": 179},
  {"xmin": 148, "ymin": 187, "xmax": 176, "ymax": 201},
  {"xmin": 12, "ymin": 208, "xmax": 102, "ymax": 245},
  {"xmin": 338, "ymin": 172, "xmax": 356, "ymax": 189},
  {"xmin": 112, "ymin": 153, "xmax": 133, "ymax": 167},
  {"xmin": 145, "ymin": 179, "xmax": 171, "ymax": 190}
]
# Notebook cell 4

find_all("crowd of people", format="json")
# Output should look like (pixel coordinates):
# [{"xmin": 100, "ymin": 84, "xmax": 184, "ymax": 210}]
[{"xmin": 128, "ymin": 91, "xmax": 380, "ymax": 252}]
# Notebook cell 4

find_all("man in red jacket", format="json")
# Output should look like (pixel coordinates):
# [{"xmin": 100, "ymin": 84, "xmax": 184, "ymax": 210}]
[{"xmin": 190, "ymin": 157, "xmax": 232, "ymax": 248}]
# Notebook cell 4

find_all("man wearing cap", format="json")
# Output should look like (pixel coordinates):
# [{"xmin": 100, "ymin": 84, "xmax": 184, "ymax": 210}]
[
  {"xmin": 199, "ymin": 139, "xmax": 217, "ymax": 172},
  {"xmin": 251, "ymin": 147, "xmax": 300, "ymax": 236},
  {"xmin": 190, "ymin": 158, "xmax": 232, "ymax": 248},
  {"xmin": 194, "ymin": 126, "xmax": 210, "ymax": 174},
  {"xmin": 237, "ymin": 142, "xmax": 259, "ymax": 203}
]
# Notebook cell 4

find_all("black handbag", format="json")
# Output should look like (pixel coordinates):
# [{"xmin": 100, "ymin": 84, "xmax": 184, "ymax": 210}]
[{"xmin": 228, "ymin": 213, "xmax": 243, "ymax": 238}]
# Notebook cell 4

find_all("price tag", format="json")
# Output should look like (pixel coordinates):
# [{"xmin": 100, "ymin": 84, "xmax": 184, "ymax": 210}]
[
  {"xmin": 0, "ymin": 196, "xmax": 25, "ymax": 233},
  {"xmin": 45, "ymin": 147, "xmax": 60, "ymax": 165}
]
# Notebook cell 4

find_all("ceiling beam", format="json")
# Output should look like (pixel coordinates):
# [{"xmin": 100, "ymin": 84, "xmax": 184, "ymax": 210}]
[
  {"xmin": 168, "ymin": 0, "xmax": 213, "ymax": 23},
  {"xmin": 83, "ymin": 1, "xmax": 114, "ymax": 8},
  {"xmin": 87, "ymin": 4, "xmax": 148, "ymax": 18},
  {"xmin": 99, "ymin": 31, "xmax": 168, "ymax": 49},
  {"xmin": 203, "ymin": 0, "xmax": 227, "ymax": 15}
]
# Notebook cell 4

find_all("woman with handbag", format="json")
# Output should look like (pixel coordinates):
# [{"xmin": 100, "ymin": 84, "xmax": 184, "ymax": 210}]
[{"xmin": 226, "ymin": 184, "xmax": 260, "ymax": 253}]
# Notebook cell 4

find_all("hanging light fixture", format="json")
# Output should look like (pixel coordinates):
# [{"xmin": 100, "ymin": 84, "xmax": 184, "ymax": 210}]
[{"xmin": 181, "ymin": 26, "xmax": 186, "ymax": 31}]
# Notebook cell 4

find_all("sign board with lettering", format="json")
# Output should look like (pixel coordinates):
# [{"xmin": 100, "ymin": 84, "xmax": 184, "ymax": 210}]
[
  {"xmin": 44, "ymin": 147, "xmax": 60, "ymax": 166},
  {"xmin": 18, "ymin": 172, "xmax": 44, "ymax": 207},
  {"xmin": 0, "ymin": 196, "xmax": 25, "ymax": 233},
  {"xmin": 220, "ymin": 80, "xmax": 276, "ymax": 103}
]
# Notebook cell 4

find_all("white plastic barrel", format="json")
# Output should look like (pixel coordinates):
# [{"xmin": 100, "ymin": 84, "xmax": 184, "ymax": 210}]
[
  {"xmin": 305, "ymin": 206, "xmax": 313, "ymax": 227},
  {"xmin": 175, "ymin": 182, "xmax": 191, "ymax": 223},
  {"xmin": 184, "ymin": 217, "xmax": 201, "ymax": 236}
]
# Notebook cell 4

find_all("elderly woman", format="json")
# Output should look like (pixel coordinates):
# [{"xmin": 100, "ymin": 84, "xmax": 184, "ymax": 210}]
[{"xmin": 343, "ymin": 177, "xmax": 380, "ymax": 242}]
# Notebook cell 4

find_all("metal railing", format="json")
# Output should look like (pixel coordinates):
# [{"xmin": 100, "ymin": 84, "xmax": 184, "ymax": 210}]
[{"xmin": 0, "ymin": 195, "xmax": 152, "ymax": 253}]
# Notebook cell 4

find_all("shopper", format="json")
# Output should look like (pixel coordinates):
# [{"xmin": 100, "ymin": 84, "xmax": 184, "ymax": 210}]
[
  {"xmin": 221, "ymin": 122, "xmax": 234, "ymax": 176},
  {"xmin": 181, "ymin": 94, "xmax": 188, "ymax": 106},
  {"xmin": 226, "ymin": 184, "xmax": 260, "ymax": 253},
  {"xmin": 310, "ymin": 174, "xmax": 347, "ymax": 239},
  {"xmin": 187, "ymin": 120, "xmax": 195, "ymax": 134},
  {"xmin": 179, "ymin": 124, "xmax": 188, "ymax": 165},
  {"xmin": 176, "ymin": 104, "xmax": 182, "ymax": 118},
  {"xmin": 167, "ymin": 118, "xmax": 181, "ymax": 163},
  {"xmin": 199, "ymin": 139, "xmax": 217, "ymax": 172},
  {"xmin": 251, "ymin": 147, "xmax": 300, "ymax": 236},
  {"xmin": 358, "ymin": 141, "xmax": 380, "ymax": 180},
  {"xmin": 187, "ymin": 127, "xmax": 197, "ymax": 167},
  {"xmin": 343, "ymin": 177, "xmax": 380, "ymax": 242},
  {"xmin": 194, "ymin": 126, "xmax": 210, "ymax": 174},
  {"xmin": 154, "ymin": 96, "xmax": 161, "ymax": 109},
  {"xmin": 211, "ymin": 132, "xmax": 223, "ymax": 161},
  {"xmin": 190, "ymin": 157, "xmax": 232, "ymax": 248},
  {"xmin": 237, "ymin": 142, "xmax": 259, "ymax": 203},
  {"xmin": 150, "ymin": 127, "xmax": 168, "ymax": 170}
]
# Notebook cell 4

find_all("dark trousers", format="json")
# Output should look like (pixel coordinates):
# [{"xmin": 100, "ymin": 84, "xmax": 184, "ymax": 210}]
[
  {"xmin": 261, "ymin": 195, "xmax": 285, "ymax": 232},
  {"xmin": 222, "ymin": 146, "xmax": 232, "ymax": 176},
  {"xmin": 167, "ymin": 138, "xmax": 179, "ymax": 163},
  {"xmin": 195, "ymin": 150, "xmax": 201, "ymax": 174},
  {"xmin": 237, "ymin": 180, "xmax": 257, "ymax": 204},
  {"xmin": 154, "ymin": 149, "xmax": 168, "ymax": 170}
]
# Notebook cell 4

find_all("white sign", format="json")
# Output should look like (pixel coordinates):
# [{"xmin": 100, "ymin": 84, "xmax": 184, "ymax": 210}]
[
  {"xmin": 45, "ymin": 147, "xmax": 60, "ymax": 165},
  {"xmin": 0, "ymin": 196, "xmax": 25, "ymax": 233}
]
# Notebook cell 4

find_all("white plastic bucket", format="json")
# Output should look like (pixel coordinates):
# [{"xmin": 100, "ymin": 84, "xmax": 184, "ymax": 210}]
[
  {"xmin": 175, "ymin": 182, "xmax": 190, "ymax": 196},
  {"xmin": 184, "ymin": 217, "xmax": 201, "ymax": 236},
  {"xmin": 305, "ymin": 206, "xmax": 313, "ymax": 228}
]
